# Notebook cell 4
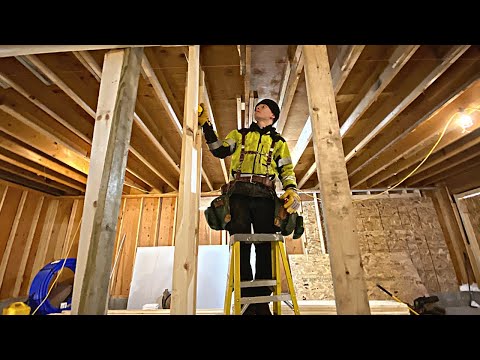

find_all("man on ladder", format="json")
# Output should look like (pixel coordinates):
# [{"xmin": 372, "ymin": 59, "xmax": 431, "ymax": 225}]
[{"xmin": 198, "ymin": 98, "xmax": 301, "ymax": 315}]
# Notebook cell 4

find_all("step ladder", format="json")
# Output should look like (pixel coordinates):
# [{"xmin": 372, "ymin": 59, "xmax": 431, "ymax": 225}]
[{"xmin": 223, "ymin": 233, "xmax": 300, "ymax": 315}]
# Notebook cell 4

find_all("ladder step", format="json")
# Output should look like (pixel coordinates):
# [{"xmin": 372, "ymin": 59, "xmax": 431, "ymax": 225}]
[
  {"xmin": 240, "ymin": 294, "xmax": 291, "ymax": 305},
  {"xmin": 240, "ymin": 279, "xmax": 277, "ymax": 288}
]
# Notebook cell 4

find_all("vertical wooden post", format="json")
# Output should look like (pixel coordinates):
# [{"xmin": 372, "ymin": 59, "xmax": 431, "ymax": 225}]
[
  {"xmin": 170, "ymin": 45, "xmax": 201, "ymax": 315},
  {"xmin": 0, "ymin": 190, "xmax": 27, "ymax": 290},
  {"xmin": 313, "ymin": 193, "xmax": 326, "ymax": 254},
  {"xmin": 428, "ymin": 186, "xmax": 471, "ymax": 284},
  {"xmin": 303, "ymin": 45, "xmax": 370, "ymax": 314},
  {"xmin": 453, "ymin": 190, "xmax": 480, "ymax": 284},
  {"xmin": 13, "ymin": 196, "xmax": 44, "ymax": 296},
  {"xmin": 71, "ymin": 47, "xmax": 143, "ymax": 315}
]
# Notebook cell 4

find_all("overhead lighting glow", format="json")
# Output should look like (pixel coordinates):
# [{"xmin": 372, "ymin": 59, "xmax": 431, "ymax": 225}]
[{"xmin": 459, "ymin": 113, "xmax": 473, "ymax": 130}]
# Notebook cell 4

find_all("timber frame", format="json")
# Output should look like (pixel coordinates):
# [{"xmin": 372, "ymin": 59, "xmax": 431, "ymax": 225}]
[{"xmin": 1, "ymin": 44, "xmax": 479, "ymax": 314}]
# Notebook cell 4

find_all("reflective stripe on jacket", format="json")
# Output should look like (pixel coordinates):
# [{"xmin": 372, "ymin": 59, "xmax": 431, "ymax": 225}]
[{"xmin": 202, "ymin": 122, "xmax": 297, "ymax": 190}]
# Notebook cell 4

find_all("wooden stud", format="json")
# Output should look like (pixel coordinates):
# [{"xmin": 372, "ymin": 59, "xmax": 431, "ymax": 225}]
[
  {"xmin": 170, "ymin": 46, "xmax": 201, "ymax": 315},
  {"xmin": 0, "ymin": 190, "xmax": 27, "ymax": 289},
  {"xmin": 71, "ymin": 48, "xmax": 143, "ymax": 315},
  {"xmin": 303, "ymin": 45, "xmax": 370, "ymax": 314}
]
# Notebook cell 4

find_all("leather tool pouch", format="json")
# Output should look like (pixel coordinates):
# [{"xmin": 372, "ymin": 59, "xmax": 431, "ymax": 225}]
[
  {"xmin": 204, "ymin": 193, "xmax": 232, "ymax": 230},
  {"xmin": 274, "ymin": 197, "xmax": 304, "ymax": 238}
]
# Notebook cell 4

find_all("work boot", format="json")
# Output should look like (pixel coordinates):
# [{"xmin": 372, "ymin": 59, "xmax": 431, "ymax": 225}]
[{"xmin": 255, "ymin": 303, "xmax": 272, "ymax": 315}]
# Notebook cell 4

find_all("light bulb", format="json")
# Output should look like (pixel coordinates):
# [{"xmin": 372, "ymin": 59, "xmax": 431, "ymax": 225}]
[{"xmin": 459, "ymin": 113, "xmax": 473, "ymax": 130}]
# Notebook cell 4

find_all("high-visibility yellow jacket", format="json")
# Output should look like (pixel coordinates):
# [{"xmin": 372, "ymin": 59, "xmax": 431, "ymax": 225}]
[{"xmin": 202, "ymin": 122, "xmax": 297, "ymax": 190}]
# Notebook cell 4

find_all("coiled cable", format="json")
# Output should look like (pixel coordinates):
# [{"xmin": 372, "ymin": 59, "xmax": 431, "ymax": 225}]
[{"xmin": 28, "ymin": 258, "xmax": 76, "ymax": 315}]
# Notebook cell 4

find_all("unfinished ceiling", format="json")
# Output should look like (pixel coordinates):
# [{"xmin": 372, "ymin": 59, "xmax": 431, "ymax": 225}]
[{"xmin": 0, "ymin": 44, "xmax": 479, "ymax": 196}]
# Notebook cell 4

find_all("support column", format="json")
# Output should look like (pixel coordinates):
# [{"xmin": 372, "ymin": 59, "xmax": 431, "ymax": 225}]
[
  {"xmin": 170, "ymin": 46, "xmax": 201, "ymax": 315},
  {"xmin": 303, "ymin": 45, "xmax": 370, "ymax": 315},
  {"xmin": 71, "ymin": 48, "xmax": 143, "ymax": 315}
]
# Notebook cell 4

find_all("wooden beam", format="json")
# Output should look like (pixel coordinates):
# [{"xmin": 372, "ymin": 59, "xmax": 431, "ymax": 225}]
[
  {"xmin": 145, "ymin": 48, "xmax": 184, "ymax": 121},
  {"xmin": 370, "ymin": 118, "xmax": 480, "ymax": 188},
  {"xmin": 313, "ymin": 193, "xmax": 326, "ymax": 254},
  {"xmin": 415, "ymin": 156, "xmax": 480, "ymax": 187},
  {"xmin": 141, "ymin": 53, "xmax": 213, "ymax": 190},
  {"xmin": 60, "ymin": 199, "xmax": 81, "ymax": 259},
  {"xmin": 236, "ymin": 95, "xmax": 242, "ymax": 130},
  {"xmin": 243, "ymin": 46, "xmax": 251, "ymax": 129},
  {"xmin": 349, "ymin": 80, "xmax": 480, "ymax": 188},
  {"xmin": 0, "ymin": 72, "xmax": 93, "ymax": 145},
  {"xmin": 292, "ymin": 45, "xmax": 364, "ymax": 181},
  {"xmin": 72, "ymin": 51, "xmax": 101, "ymax": 82},
  {"xmin": 0, "ymin": 103, "xmax": 89, "ymax": 159},
  {"xmin": 446, "ymin": 169, "xmax": 480, "ymax": 197},
  {"xmin": 347, "ymin": 75, "xmax": 480, "ymax": 178},
  {"xmin": 0, "ymin": 190, "xmax": 27, "ymax": 289},
  {"xmin": 345, "ymin": 45, "xmax": 470, "ymax": 162},
  {"xmin": 406, "ymin": 126, "xmax": 480, "ymax": 178},
  {"xmin": 428, "ymin": 186, "xmax": 470, "ymax": 284},
  {"xmin": 29, "ymin": 199, "xmax": 59, "ymax": 288},
  {"xmin": 61, "ymin": 299, "xmax": 409, "ymax": 315},
  {"xmin": 331, "ymin": 45, "xmax": 366, "ymax": 95},
  {"xmin": 13, "ymin": 195, "xmax": 44, "ymax": 296},
  {"xmin": 72, "ymin": 51, "xmax": 181, "ymax": 181},
  {"xmin": 129, "ymin": 147, "xmax": 178, "ymax": 191},
  {"xmin": 297, "ymin": 158, "xmax": 317, "ymax": 189},
  {"xmin": 171, "ymin": 46, "xmax": 201, "ymax": 315},
  {"xmin": 340, "ymin": 45, "xmax": 419, "ymax": 137},
  {"xmin": 303, "ymin": 45, "xmax": 370, "ymax": 314},
  {"xmin": 275, "ymin": 46, "xmax": 304, "ymax": 134},
  {"xmin": 141, "ymin": 55, "xmax": 183, "ymax": 135},
  {"xmin": 454, "ymin": 192, "xmax": 480, "ymax": 284},
  {"xmin": 0, "ymin": 159, "xmax": 80, "ymax": 194},
  {"xmin": 0, "ymin": 45, "xmax": 167, "ymax": 58},
  {"xmin": 201, "ymin": 70, "xmax": 229, "ymax": 183},
  {"xmin": 24, "ymin": 53, "xmax": 172, "ymax": 190},
  {"xmin": 132, "ymin": 113, "xmax": 180, "ymax": 176},
  {"xmin": 407, "ymin": 145, "xmax": 480, "ymax": 186},
  {"xmin": 71, "ymin": 48, "xmax": 143, "ymax": 315},
  {"xmin": 0, "ymin": 149, "xmax": 86, "ymax": 191},
  {"xmin": 0, "ymin": 169, "xmax": 64, "ymax": 196},
  {"xmin": 277, "ymin": 55, "xmax": 292, "ymax": 109},
  {"xmin": 291, "ymin": 116, "xmax": 311, "ymax": 167},
  {"xmin": 0, "ymin": 131, "xmax": 88, "ymax": 184},
  {"xmin": 26, "ymin": 54, "xmax": 96, "ymax": 118}
]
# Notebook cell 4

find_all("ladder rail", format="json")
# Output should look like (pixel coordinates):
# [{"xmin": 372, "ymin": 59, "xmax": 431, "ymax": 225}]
[{"xmin": 224, "ymin": 233, "xmax": 300, "ymax": 315}]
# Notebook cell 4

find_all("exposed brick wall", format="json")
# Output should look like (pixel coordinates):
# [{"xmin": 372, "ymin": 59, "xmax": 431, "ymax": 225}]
[{"xmin": 289, "ymin": 195, "xmax": 458, "ymax": 304}]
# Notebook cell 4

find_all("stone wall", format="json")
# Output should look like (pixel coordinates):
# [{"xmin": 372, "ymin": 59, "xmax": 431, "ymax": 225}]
[{"xmin": 289, "ymin": 195, "xmax": 458, "ymax": 304}]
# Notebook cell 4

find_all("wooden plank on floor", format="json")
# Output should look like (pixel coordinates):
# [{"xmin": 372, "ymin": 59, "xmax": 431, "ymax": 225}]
[{"xmin": 60, "ymin": 300, "xmax": 409, "ymax": 315}]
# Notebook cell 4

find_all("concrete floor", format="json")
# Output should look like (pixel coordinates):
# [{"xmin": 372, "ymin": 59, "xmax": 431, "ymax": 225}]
[
  {"xmin": 433, "ymin": 290, "xmax": 480, "ymax": 315},
  {"xmin": 3, "ymin": 291, "xmax": 480, "ymax": 315}
]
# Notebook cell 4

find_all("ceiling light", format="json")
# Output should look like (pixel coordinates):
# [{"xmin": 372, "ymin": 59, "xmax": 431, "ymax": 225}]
[{"xmin": 459, "ymin": 113, "xmax": 473, "ymax": 130}]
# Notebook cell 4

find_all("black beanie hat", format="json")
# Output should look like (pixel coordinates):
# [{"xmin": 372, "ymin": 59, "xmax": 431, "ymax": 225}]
[{"xmin": 256, "ymin": 98, "xmax": 280, "ymax": 123}]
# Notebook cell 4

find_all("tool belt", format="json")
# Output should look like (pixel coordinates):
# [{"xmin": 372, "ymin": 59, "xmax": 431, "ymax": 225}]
[
  {"xmin": 204, "ymin": 193, "xmax": 232, "ymax": 231},
  {"xmin": 233, "ymin": 173, "xmax": 275, "ymax": 189}
]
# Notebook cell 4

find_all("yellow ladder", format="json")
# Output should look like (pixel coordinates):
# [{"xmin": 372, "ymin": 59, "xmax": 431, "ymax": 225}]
[{"xmin": 224, "ymin": 233, "xmax": 300, "ymax": 315}]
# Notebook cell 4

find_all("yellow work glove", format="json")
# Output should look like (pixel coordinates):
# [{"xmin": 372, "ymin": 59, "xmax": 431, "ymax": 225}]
[
  {"xmin": 198, "ymin": 103, "xmax": 210, "ymax": 126},
  {"xmin": 280, "ymin": 188, "xmax": 301, "ymax": 214}
]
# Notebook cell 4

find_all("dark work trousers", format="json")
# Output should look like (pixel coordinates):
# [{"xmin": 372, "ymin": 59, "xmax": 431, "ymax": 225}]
[{"xmin": 225, "ymin": 193, "xmax": 277, "ymax": 298}]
